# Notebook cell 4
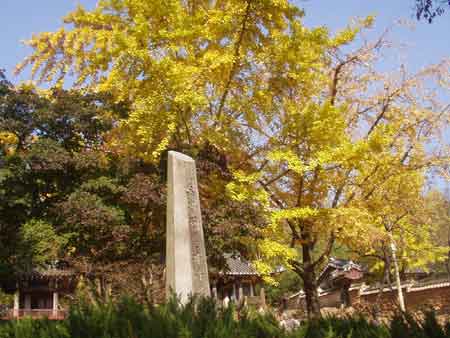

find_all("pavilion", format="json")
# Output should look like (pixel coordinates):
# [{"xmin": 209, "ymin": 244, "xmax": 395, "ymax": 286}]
[{"xmin": 2, "ymin": 262, "xmax": 76, "ymax": 320}]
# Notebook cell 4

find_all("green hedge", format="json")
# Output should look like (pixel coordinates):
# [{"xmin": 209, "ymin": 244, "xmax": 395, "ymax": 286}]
[{"xmin": 1, "ymin": 297, "xmax": 449, "ymax": 338}]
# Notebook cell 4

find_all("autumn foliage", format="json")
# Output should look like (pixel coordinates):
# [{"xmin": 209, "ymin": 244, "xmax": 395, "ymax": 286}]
[{"xmin": 1, "ymin": 0, "xmax": 449, "ymax": 318}]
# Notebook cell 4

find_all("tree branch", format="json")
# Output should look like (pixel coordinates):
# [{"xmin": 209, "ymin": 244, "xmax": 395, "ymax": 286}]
[
  {"xmin": 258, "ymin": 179, "xmax": 301, "ymax": 243},
  {"xmin": 312, "ymin": 232, "xmax": 335, "ymax": 268},
  {"xmin": 215, "ymin": 0, "xmax": 253, "ymax": 123},
  {"xmin": 261, "ymin": 169, "xmax": 291, "ymax": 187}
]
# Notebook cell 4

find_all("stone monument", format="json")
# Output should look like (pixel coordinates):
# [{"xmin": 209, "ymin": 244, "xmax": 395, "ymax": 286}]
[{"xmin": 165, "ymin": 151, "xmax": 210, "ymax": 303}]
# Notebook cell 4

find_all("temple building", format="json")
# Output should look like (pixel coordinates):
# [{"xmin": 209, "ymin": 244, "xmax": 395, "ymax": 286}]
[
  {"xmin": 317, "ymin": 257, "xmax": 365, "ymax": 307},
  {"xmin": 210, "ymin": 254, "xmax": 269, "ymax": 307},
  {"xmin": 287, "ymin": 257, "xmax": 365, "ymax": 309},
  {"xmin": 2, "ymin": 255, "xmax": 269, "ymax": 319},
  {"xmin": 2, "ymin": 262, "xmax": 76, "ymax": 320},
  {"xmin": 286, "ymin": 257, "xmax": 450, "ymax": 320}
]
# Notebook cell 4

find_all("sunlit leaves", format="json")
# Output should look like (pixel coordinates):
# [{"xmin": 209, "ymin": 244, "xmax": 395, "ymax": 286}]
[
  {"xmin": 0, "ymin": 132, "xmax": 18, "ymax": 155},
  {"xmin": 19, "ymin": 219, "xmax": 69, "ymax": 269}
]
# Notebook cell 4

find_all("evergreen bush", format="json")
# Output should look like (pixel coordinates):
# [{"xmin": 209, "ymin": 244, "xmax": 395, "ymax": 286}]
[{"xmin": 1, "ymin": 297, "xmax": 449, "ymax": 338}]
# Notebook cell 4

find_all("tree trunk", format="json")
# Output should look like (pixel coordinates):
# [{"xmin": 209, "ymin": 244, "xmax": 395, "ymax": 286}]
[
  {"xmin": 389, "ymin": 232, "xmax": 406, "ymax": 312},
  {"xmin": 141, "ymin": 266, "xmax": 154, "ymax": 305},
  {"xmin": 302, "ymin": 267, "xmax": 321, "ymax": 318},
  {"xmin": 301, "ymin": 237, "xmax": 321, "ymax": 318}
]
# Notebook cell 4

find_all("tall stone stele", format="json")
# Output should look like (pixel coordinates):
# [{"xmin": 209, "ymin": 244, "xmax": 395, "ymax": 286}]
[{"xmin": 165, "ymin": 151, "xmax": 211, "ymax": 303}]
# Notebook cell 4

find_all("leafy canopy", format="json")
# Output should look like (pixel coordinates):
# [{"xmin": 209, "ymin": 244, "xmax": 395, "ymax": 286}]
[{"xmin": 17, "ymin": 0, "xmax": 361, "ymax": 161}]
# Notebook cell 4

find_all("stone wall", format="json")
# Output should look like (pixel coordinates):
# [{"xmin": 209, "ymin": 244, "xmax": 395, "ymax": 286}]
[
  {"xmin": 318, "ymin": 290, "xmax": 342, "ymax": 308},
  {"xmin": 353, "ymin": 283, "xmax": 450, "ymax": 319},
  {"xmin": 288, "ymin": 281, "xmax": 450, "ymax": 320},
  {"xmin": 288, "ymin": 291, "xmax": 342, "ymax": 312}
]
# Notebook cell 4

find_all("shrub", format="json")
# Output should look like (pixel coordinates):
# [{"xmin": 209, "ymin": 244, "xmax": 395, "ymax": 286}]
[{"xmin": 0, "ymin": 297, "xmax": 449, "ymax": 338}]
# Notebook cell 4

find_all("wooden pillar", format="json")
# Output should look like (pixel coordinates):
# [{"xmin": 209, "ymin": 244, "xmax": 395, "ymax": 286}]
[
  {"xmin": 238, "ymin": 283, "xmax": 243, "ymax": 301},
  {"xmin": 260, "ymin": 286, "xmax": 266, "ymax": 308},
  {"xmin": 340, "ymin": 282, "xmax": 351, "ymax": 308},
  {"xmin": 232, "ymin": 283, "xmax": 237, "ymax": 301},
  {"xmin": 13, "ymin": 290, "xmax": 19, "ymax": 318},
  {"xmin": 24, "ymin": 294, "xmax": 31, "ymax": 310},
  {"xmin": 250, "ymin": 282, "xmax": 255, "ymax": 297},
  {"xmin": 53, "ymin": 292, "xmax": 59, "ymax": 318},
  {"xmin": 212, "ymin": 283, "xmax": 218, "ymax": 299}
]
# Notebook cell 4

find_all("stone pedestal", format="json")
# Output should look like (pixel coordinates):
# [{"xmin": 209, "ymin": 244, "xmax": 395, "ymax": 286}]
[{"xmin": 165, "ymin": 151, "xmax": 210, "ymax": 304}]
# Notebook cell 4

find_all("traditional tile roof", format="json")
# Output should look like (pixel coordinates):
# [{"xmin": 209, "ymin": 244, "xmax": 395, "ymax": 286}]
[
  {"xmin": 360, "ymin": 278, "xmax": 450, "ymax": 295},
  {"xmin": 288, "ymin": 258, "xmax": 364, "ymax": 300},
  {"xmin": 222, "ymin": 254, "xmax": 285, "ymax": 276},
  {"xmin": 18, "ymin": 261, "xmax": 75, "ymax": 280},
  {"xmin": 327, "ymin": 258, "xmax": 362, "ymax": 270},
  {"xmin": 223, "ymin": 255, "xmax": 259, "ymax": 276},
  {"xmin": 18, "ymin": 268, "xmax": 75, "ymax": 280},
  {"xmin": 318, "ymin": 257, "xmax": 364, "ymax": 285},
  {"xmin": 408, "ymin": 279, "xmax": 450, "ymax": 292},
  {"xmin": 289, "ymin": 278, "xmax": 450, "ymax": 300}
]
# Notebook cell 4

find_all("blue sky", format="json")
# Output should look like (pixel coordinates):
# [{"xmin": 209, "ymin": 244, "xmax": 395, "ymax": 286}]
[
  {"xmin": 300, "ymin": 0, "xmax": 450, "ymax": 71},
  {"xmin": 1, "ymin": 0, "xmax": 449, "ymax": 190}
]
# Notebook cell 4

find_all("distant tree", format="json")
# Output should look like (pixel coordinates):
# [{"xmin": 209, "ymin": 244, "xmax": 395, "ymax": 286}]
[
  {"xmin": 18, "ymin": 219, "xmax": 69, "ymax": 270},
  {"xmin": 423, "ymin": 189, "xmax": 450, "ymax": 275},
  {"xmin": 0, "ymin": 80, "xmax": 127, "ymax": 284},
  {"xmin": 351, "ymin": 172, "xmax": 448, "ymax": 312},
  {"xmin": 415, "ymin": 0, "xmax": 450, "ymax": 22}
]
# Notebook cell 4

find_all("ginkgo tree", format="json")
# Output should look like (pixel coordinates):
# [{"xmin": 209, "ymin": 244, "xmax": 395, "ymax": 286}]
[
  {"xmin": 18, "ymin": 0, "xmax": 450, "ymax": 318},
  {"xmin": 226, "ymin": 31, "xmax": 449, "ymax": 316},
  {"xmin": 423, "ymin": 189, "xmax": 450, "ymax": 275},
  {"xmin": 17, "ymin": 0, "xmax": 338, "ymax": 161},
  {"xmin": 352, "ymin": 171, "xmax": 448, "ymax": 312}
]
